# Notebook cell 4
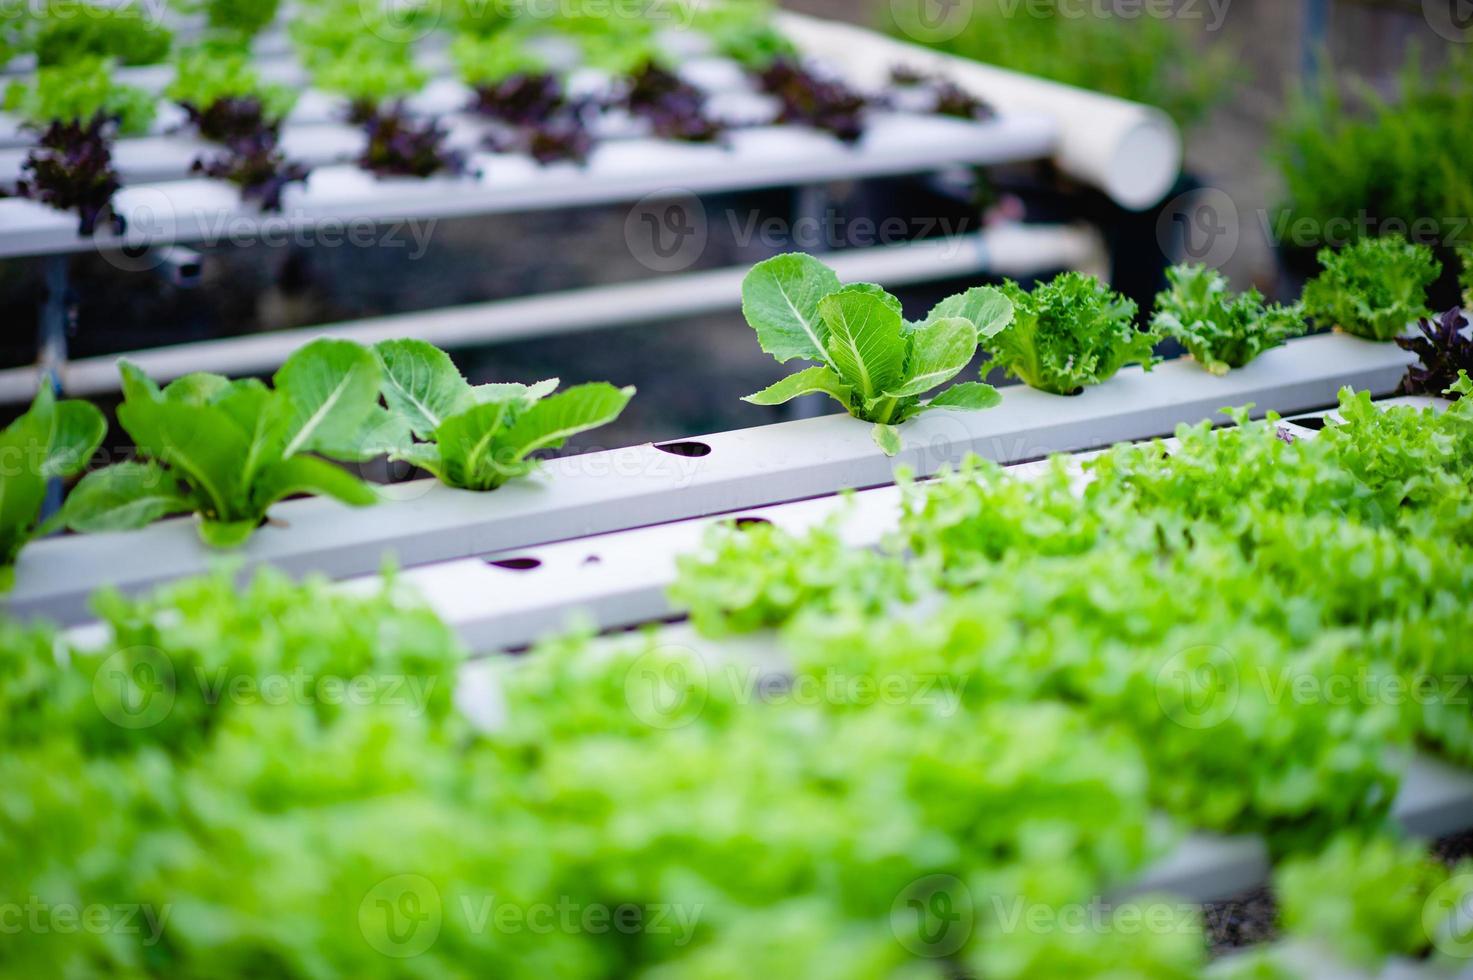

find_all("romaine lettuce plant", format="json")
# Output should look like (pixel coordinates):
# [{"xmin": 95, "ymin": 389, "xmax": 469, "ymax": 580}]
[
  {"xmin": 987, "ymin": 272, "xmax": 1156, "ymax": 394},
  {"xmin": 1396, "ymin": 307, "xmax": 1472, "ymax": 400},
  {"xmin": 60, "ymin": 340, "xmax": 397, "ymax": 548},
  {"xmin": 372, "ymin": 339, "xmax": 635, "ymax": 491},
  {"xmin": 0, "ymin": 386, "xmax": 106, "ymax": 590},
  {"xmin": 1150, "ymin": 264, "xmax": 1307, "ymax": 374},
  {"xmin": 2, "ymin": 58, "xmax": 155, "ymax": 234},
  {"xmin": 1302, "ymin": 234, "xmax": 1440, "ymax": 341},
  {"xmin": 740, "ymin": 253, "xmax": 1009, "ymax": 454}
]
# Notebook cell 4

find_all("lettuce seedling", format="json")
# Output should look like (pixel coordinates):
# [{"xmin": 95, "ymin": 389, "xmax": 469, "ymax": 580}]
[
  {"xmin": 168, "ymin": 47, "xmax": 298, "ymax": 143},
  {"xmin": 3, "ymin": 57, "xmax": 157, "ymax": 136},
  {"xmin": 373, "ymin": 339, "xmax": 635, "ymax": 491},
  {"xmin": 988, "ymin": 272, "xmax": 1157, "ymax": 395},
  {"xmin": 170, "ymin": 47, "xmax": 308, "ymax": 210},
  {"xmin": 690, "ymin": 0, "xmax": 796, "ymax": 70},
  {"xmin": 2, "ymin": 58, "xmax": 155, "ymax": 233},
  {"xmin": 740, "ymin": 253, "xmax": 1010, "ymax": 454},
  {"xmin": 32, "ymin": 4, "xmax": 173, "ymax": 67},
  {"xmin": 1302, "ymin": 234, "xmax": 1440, "ymax": 341},
  {"xmin": 1151, "ymin": 264, "xmax": 1307, "ymax": 374},
  {"xmin": 0, "ymin": 386, "xmax": 106, "ymax": 590},
  {"xmin": 1397, "ymin": 307, "xmax": 1472, "ymax": 400},
  {"xmin": 61, "ymin": 340, "xmax": 397, "ymax": 548}
]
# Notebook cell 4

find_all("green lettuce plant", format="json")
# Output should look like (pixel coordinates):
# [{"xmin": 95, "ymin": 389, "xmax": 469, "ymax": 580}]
[
  {"xmin": 1151, "ymin": 264, "xmax": 1307, "ymax": 374},
  {"xmin": 740, "ymin": 253, "xmax": 1010, "ymax": 455},
  {"xmin": 1302, "ymin": 235, "xmax": 1440, "ymax": 341},
  {"xmin": 167, "ymin": 46, "xmax": 298, "ymax": 131},
  {"xmin": 3, "ymin": 56, "xmax": 156, "ymax": 135},
  {"xmin": 31, "ymin": 3, "xmax": 172, "ymax": 67},
  {"xmin": 0, "ymin": 385, "xmax": 105, "ymax": 590},
  {"xmin": 1275, "ymin": 833, "xmax": 1473, "ymax": 967},
  {"xmin": 60, "ymin": 340, "xmax": 396, "ymax": 548},
  {"xmin": 986, "ymin": 272, "xmax": 1156, "ymax": 395},
  {"xmin": 1271, "ymin": 50, "xmax": 1473, "ymax": 258},
  {"xmin": 886, "ymin": 0, "xmax": 1235, "ymax": 130},
  {"xmin": 373, "ymin": 339, "xmax": 634, "ymax": 491}
]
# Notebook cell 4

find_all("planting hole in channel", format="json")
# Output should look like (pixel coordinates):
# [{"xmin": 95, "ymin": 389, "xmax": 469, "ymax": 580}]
[
  {"xmin": 489, "ymin": 557, "xmax": 542, "ymax": 571},
  {"xmin": 1286, "ymin": 415, "xmax": 1331, "ymax": 431},
  {"xmin": 733, "ymin": 517, "xmax": 773, "ymax": 529},
  {"xmin": 654, "ymin": 440, "xmax": 712, "ymax": 458}
]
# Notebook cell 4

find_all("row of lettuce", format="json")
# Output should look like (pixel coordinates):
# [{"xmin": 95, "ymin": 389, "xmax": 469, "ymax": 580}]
[
  {"xmin": 747, "ymin": 234, "xmax": 1473, "ymax": 451},
  {"xmin": 3, "ymin": 374, "xmax": 1471, "ymax": 975},
  {"xmin": 661, "ymin": 379, "xmax": 1473, "ymax": 975},
  {"xmin": 0, "ymin": 0, "xmax": 987, "ymax": 233},
  {"xmin": 3, "ymin": 234, "xmax": 1470, "ymax": 585}
]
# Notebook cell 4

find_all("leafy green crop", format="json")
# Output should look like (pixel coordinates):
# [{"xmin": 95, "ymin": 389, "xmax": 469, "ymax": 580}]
[
  {"xmin": 373, "ymin": 339, "xmax": 634, "ymax": 491},
  {"xmin": 167, "ymin": 45, "xmax": 297, "ymax": 125},
  {"xmin": 3, "ymin": 57, "xmax": 156, "ymax": 134},
  {"xmin": 310, "ymin": 39, "xmax": 428, "ymax": 111},
  {"xmin": 987, "ymin": 272, "xmax": 1156, "ymax": 395},
  {"xmin": 193, "ymin": 0, "xmax": 281, "ymax": 39},
  {"xmin": 1151, "ymin": 264, "xmax": 1307, "ymax": 374},
  {"xmin": 0, "ymin": 385, "xmax": 105, "ymax": 590},
  {"xmin": 1274, "ymin": 833, "xmax": 1473, "ymax": 967},
  {"xmin": 690, "ymin": 0, "xmax": 794, "ymax": 70},
  {"xmin": 451, "ymin": 31, "xmax": 547, "ymax": 87},
  {"xmin": 31, "ymin": 3, "xmax": 172, "ymax": 67},
  {"xmin": 1271, "ymin": 49, "xmax": 1473, "ymax": 256},
  {"xmin": 740, "ymin": 253, "xmax": 1009, "ymax": 454},
  {"xmin": 670, "ymin": 515, "xmax": 916, "ymax": 636},
  {"xmin": 1302, "ymin": 234, "xmax": 1440, "ymax": 341},
  {"xmin": 887, "ymin": 0, "xmax": 1236, "ymax": 130},
  {"xmin": 60, "ymin": 340, "xmax": 397, "ymax": 548}
]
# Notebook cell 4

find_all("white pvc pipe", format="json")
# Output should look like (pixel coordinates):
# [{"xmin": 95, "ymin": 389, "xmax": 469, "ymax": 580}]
[
  {"xmin": 0, "ymin": 223, "xmax": 1104, "ymax": 402},
  {"xmin": 777, "ymin": 12, "xmax": 1183, "ymax": 211}
]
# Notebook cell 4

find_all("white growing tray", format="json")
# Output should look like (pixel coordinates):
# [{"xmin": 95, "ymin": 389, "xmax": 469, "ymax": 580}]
[
  {"xmin": 4, "ymin": 332, "xmax": 1415, "ymax": 626},
  {"xmin": 0, "ymin": 111, "xmax": 1055, "ymax": 259}
]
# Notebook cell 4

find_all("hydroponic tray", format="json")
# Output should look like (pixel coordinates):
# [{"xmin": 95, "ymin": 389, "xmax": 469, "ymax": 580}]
[
  {"xmin": 4, "ymin": 330, "xmax": 1415, "ymax": 626},
  {"xmin": 0, "ymin": 111, "xmax": 1056, "ymax": 260}
]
